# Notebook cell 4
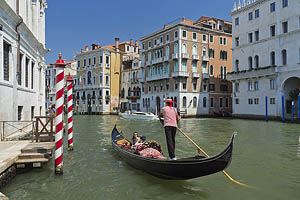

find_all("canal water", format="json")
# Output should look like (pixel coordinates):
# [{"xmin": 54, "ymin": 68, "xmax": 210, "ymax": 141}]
[{"xmin": 2, "ymin": 116, "xmax": 300, "ymax": 200}]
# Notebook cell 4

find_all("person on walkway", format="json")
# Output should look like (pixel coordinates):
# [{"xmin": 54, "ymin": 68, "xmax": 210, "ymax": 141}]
[{"xmin": 160, "ymin": 99, "xmax": 180, "ymax": 160}]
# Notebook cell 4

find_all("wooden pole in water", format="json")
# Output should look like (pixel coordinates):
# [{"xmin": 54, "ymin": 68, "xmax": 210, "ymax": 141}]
[
  {"xmin": 265, "ymin": 96, "xmax": 268, "ymax": 121},
  {"xmin": 66, "ymin": 76, "xmax": 74, "ymax": 151},
  {"xmin": 54, "ymin": 53, "xmax": 66, "ymax": 174}
]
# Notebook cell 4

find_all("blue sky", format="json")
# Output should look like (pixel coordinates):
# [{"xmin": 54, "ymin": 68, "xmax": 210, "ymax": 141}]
[{"xmin": 45, "ymin": 0, "xmax": 233, "ymax": 63}]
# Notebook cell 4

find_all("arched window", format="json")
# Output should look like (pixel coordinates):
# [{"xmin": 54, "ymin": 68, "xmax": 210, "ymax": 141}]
[
  {"xmin": 182, "ymin": 44, "xmax": 187, "ymax": 54},
  {"xmin": 248, "ymin": 57, "xmax": 253, "ymax": 69},
  {"xmin": 202, "ymin": 47, "xmax": 207, "ymax": 56},
  {"xmin": 192, "ymin": 45, "xmax": 197, "ymax": 55},
  {"xmin": 235, "ymin": 60, "xmax": 239, "ymax": 71},
  {"xmin": 174, "ymin": 43, "xmax": 178, "ymax": 54},
  {"xmin": 128, "ymin": 87, "xmax": 131, "ymax": 97},
  {"xmin": 166, "ymin": 46, "xmax": 169, "ymax": 57},
  {"xmin": 143, "ymin": 98, "xmax": 145, "ymax": 107},
  {"xmin": 282, "ymin": 49, "xmax": 287, "ymax": 65},
  {"xmin": 183, "ymin": 97, "xmax": 187, "ymax": 108},
  {"xmin": 270, "ymin": 51, "xmax": 275, "ymax": 66},
  {"xmin": 203, "ymin": 97, "xmax": 207, "ymax": 108},
  {"xmin": 254, "ymin": 55, "xmax": 259, "ymax": 68},
  {"xmin": 210, "ymin": 65, "xmax": 214, "ymax": 76},
  {"xmin": 193, "ymin": 97, "xmax": 197, "ymax": 108},
  {"xmin": 121, "ymin": 88, "xmax": 125, "ymax": 98},
  {"xmin": 87, "ymin": 71, "xmax": 92, "ymax": 84}
]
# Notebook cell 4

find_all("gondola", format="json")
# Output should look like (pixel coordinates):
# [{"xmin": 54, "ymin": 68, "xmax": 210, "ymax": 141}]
[{"xmin": 111, "ymin": 125, "xmax": 236, "ymax": 180}]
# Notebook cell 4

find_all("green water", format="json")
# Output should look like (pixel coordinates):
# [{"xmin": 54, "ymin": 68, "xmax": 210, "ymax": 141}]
[{"xmin": 2, "ymin": 116, "xmax": 300, "ymax": 200}]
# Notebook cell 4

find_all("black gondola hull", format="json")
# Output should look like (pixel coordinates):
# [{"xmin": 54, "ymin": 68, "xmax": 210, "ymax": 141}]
[{"xmin": 112, "ymin": 126, "xmax": 235, "ymax": 180}]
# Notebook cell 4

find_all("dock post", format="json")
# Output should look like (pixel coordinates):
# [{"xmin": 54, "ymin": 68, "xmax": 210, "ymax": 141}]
[
  {"xmin": 282, "ymin": 96, "xmax": 285, "ymax": 121},
  {"xmin": 292, "ymin": 101, "xmax": 294, "ymax": 121},
  {"xmin": 66, "ymin": 76, "xmax": 74, "ymax": 151},
  {"xmin": 54, "ymin": 53, "xmax": 66, "ymax": 174},
  {"xmin": 265, "ymin": 96, "xmax": 268, "ymax": 121}
]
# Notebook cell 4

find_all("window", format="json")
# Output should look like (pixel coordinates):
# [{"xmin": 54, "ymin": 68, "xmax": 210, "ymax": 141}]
[
  {"xmin": 270, "ymin": 2, "xmax": 276, "ymax": 12},
  {"xmin": 18, "ymin": 106, "xmax": 23, "ymax": 121},
  {"xmin": 25, "ymin": 58, "xmax": 29, "ymax": 87},
  {"xmin": 255, "ymin": 30, "xmax": 259, "ymax": 41},
  {"xmin": 183, "ymin": 97, "xmax": 187, "ymax": 108},
  {"xmin": 219, "ymin": 98, "xmax": 223, "ymax": 108},
  {"xmin": 174, "ymin": 43, "xmax": 178, "ymax": 54},
  {"xmin": 235, "ymin": 17, "xmax": 239, "ymax": 26},
  {"xmin": 282, "ymin": 0, "xmax": 288, "ymax": 8},
  {"xmin": 210, "ymin": 98, "xmax": 214, "ymax": 107},
  {"xmin": 220, "ymin": 66, "xmax": 224, "ymax": 79},
  {"xmin": 282, "ymin": 49, "xmax": 287, "ymax": 65},
  {"xmin": 192, "ymin": 45, "xmax": 197, "ymax": 55},
  {"xmin": 255, "ymin": 9, "xmax": 259, "ymax": 18},
  {"xmin": 160, "ymin": 37, "xmax": 163, "ymax": 44},
  {"xmin": 270, "ymin": 98, "xmax": 276, "ymax": 104},
  {"xmin": 248, "ymin": 32, "xmax": 253, "ymax": 43},
  {"xmin": 182, "ymin": 60, "xmax": 187, "ymax": 72},
  {"xmin": 248, "ymin": 12, "xmax": 253, "ymax": 21},
  {"xmin": 166, "ymin": 34, "xmax": 169, "ymax": 41},
  {"xmin": 105, "ymin": 76, "xmax": 109, "ymax": 85},
  {"xmin": 248, "ymin": 57, "xmax": 253, "ymax": 69},
  {"xmin": 254, "ymin": 98, "xmax": 259, "ymax": 104},
  {"xmin": 210, "ymin": 35, "xmax": 214, "ymax": 43},
  {"xmin": 220, "ymin": 84, "xmax": 228, "ymax": 92},
  {"xmin": 223, "ymin": 38, "xmax": 227, "ymax": 45},
  {"xmin": 248, "ymin": 99, "xmax": 253, "ymax": 104},
  {"xmin": 282, "ymin": 21, "xmax": 288, "ymax": 33},
  {"xmin": 235, "ymin": 99, "xmax": 239, "ymax": 104},
  {"xmin": 254, "ymin": 55, "xmax": 259, "ymax": 68},
  {"xmin": 106, "ymin": 56, "xmax": 109, "ymax": 65},
  {"xmin": 202, "ymin": 47, "xmax": 207, "ymax": 56},
  {"xmin": 209, "ymin": 48, "xmax": 214, "ymax": 58},
  {"xmin": 84, "ymin": 59, "xmax": 86, "ymax": 66},
  {"xmin": 3, "ymin": 41, "xmax": 10, "ymax": 81},
  {"xmin": 174, "ymin": 31, "xmax": 178, "ymax": 38},
  {"xmin": 248, "ymin": 81, "xmax": 253, "ymax": 91},
  {"xmin": 270, "ymin": 79, "xmax": 275, "ymax": 89},
  {"xmin": 93, "ymin": 57, "xmax": 96, "ymax": 65},
  {"xmin": 154, "ymin": 40, "xmax": 157, "ymax": 46},
  {"xmin": 100, "ymin": 56, "xmax": 103, "ymax": 63},
  {"xmin": 182, "ymin": 44, "xmax": 187, "ymax": 54},
  {"xmin": 182, "ymin": 30, "xmax": 187, "ymax": 38},
  {"xmin": 148, "ymin": 41, "xmax": 152, "ymax": 48},
  {"xmin": 182, "ymin": 81, "xmax": 186, "ymax": 90},
  {"xmin": 210, "ymin": 65, "xmax": 214, "ymax": 76},
  {"xmin": 88, "ymin": 58, "xmax": 91, "ymax": 66},
  {"xmin": 192, "ymin": 32, "xmax": 197, "ymax": 40},
  {"xmin": 270, "ymin": 25, "xmax": 276, "ymax": 37},
  {"xmin": 235, "ymin": 60, "xmax": 239, "ymax": 71},
  {"xmin": 142, "ymin": 43, "xmax": 145, "ymax": 49},
  {"xmin": 202, "ymin": 35, "xmax": 207, "ymax": 42},
  {"xmin": 203, "ymin": 97, "xmax": 207, "ymax": 108},
  {"xmin": 209, "ymin": 84, "xmax": 215, "ymax": 91},
  {"xmin": 235, "ymin": 83, "xmax": 239, "ymax": 92},
  {"xmin": 270, "ymin": 51, "xmax": 275, "ymax": 65},
  {"xmin": 18, "ymin": 53, "xmax": 23, "ymax": 85},
  {"xmin": 31, "ymin": 62, "xmax": 34, "ymax": 89},
  {"xmin": 193, "ymin": 62, "xmax": 197, "ymax": 73},
  {"xmin": 193, "ymin": 97, "xmax": 197, "ymax": 108},
  {"xmin": 235, "ymin": 37, "xmax": 239, "ymax": 47},
  {"xmin": 193, "ymin": 79, "xmax": 197, "ymax": 90},
  {"xmin": 254, "ymin": 81, "xmax": 259, "ymax": 90}
]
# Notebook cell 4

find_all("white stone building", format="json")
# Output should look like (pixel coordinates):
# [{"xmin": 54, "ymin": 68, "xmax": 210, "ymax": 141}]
[
  {"xmin": 228, "ymin": 0, "xmax": 300, "ymax": 119},
  {"xmin": 0, "ymin": 0, "xmax": 48, "ymax": 121}
]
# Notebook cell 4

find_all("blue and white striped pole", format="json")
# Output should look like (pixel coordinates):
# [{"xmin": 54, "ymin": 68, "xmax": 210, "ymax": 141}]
[
  {"xmin": 282, "ymin": 96, "xmax": 285, "ymax": 121},
  {"xmin": 265, "ymin": 96, "xmax": 268, "ymax": 121}
]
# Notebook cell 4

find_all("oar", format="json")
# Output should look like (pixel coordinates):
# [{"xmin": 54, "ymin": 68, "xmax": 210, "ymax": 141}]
[{"xmin": 176, "ymin": 127, "xmax": 253, "ymax": 188}]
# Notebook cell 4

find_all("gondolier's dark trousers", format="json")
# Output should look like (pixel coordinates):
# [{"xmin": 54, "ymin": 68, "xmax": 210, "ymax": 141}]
[{"xmin": 164, "ymin": 126, "xmax": 177, "ymax": 159}]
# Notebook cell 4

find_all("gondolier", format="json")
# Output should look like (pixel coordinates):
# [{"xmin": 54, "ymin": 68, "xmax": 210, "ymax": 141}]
[{"xmin": 160, "ymin": 99, "xmax": 180, "ymax": 160}]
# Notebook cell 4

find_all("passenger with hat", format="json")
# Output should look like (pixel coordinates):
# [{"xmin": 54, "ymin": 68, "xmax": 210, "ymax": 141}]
[{"xmin": 160, "ymin": 98, "xmax": 180, "ymax": 160}]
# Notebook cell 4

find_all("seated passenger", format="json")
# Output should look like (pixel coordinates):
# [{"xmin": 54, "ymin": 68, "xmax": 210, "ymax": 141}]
[{"xmin": 132, "ymin": 132, "xmax": 141, "ymax": 146}]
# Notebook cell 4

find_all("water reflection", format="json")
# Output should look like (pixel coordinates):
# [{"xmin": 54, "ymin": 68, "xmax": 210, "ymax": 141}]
[{"xmin": 297, "ymin": 136, "xmax": 300, "ymax": 158}]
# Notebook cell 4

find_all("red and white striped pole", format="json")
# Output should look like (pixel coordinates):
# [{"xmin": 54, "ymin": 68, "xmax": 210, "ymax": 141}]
[
  {"xmin": 66, "ymin": 76, "xmax": 74, "ymax": 151},
  {"xmin": 55, "ymin": 53, "xmax": 66, "ymax": 174}
]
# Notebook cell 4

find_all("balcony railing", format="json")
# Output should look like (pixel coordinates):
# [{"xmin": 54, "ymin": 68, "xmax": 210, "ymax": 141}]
[
  {"xmin": 192, "ymin": 54, "xmax": 200, "ymax": 60},
  {"xmin": 172, "ymin": 53, "xmax": 179, "ymax": 59},
  {"xmin": 152, "ymin": 57, "xmax": 163, "ymax": 64},
  {"xmin": 146, "ymin": 73, "xmax": 169, "ymax": 81},
  {"xmin": 172, "ymin": 71, "xmax": 190, "ymax": 78},
  {"xmin": 227, "ymin": 66, "xmax": 276, "ymax": 81},
  {"xmin": 163, "ymin": 56, "xmax": 169, "ymax": 62},
  {"xmin": 146, "ymin": 60, "xmax": 152, "ymax": 66},
  {"xmin": 192, "ymin": 72, "xmax": 200, "ymax": 78},
  {"xmin": 182, "ymin": 53, "xmax": 189, "ymax": 59},
  {"xmin": 202, "ymin": 73, "xmax": 209, "ymax": 79},
  {"xmin": 202, "ymin": 56, "xmax": 209, "ymax": 62}
]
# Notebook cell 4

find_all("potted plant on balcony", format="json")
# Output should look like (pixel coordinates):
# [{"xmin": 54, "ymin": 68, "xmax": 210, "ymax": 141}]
[{"xmin": 105, "ymin": 95, "xmax": 110, "ymax": 101}]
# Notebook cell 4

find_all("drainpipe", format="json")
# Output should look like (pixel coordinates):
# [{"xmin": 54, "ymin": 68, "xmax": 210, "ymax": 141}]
[{"xmin": 16, "ymin": 0, "xmax": 23, "ymax": 84}]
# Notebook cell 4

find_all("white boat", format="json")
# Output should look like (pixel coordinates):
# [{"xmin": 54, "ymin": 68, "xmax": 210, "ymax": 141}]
[{"xmin": 119, "ymin": 111, "xmax": 159, "ymax": 120}]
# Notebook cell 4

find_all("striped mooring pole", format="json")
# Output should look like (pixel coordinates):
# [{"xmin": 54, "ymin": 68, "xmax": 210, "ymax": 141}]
[
  {"xmin": 55, "ymin": 53, "xmax": 66, "ymax": 174},
  {"xmin": 66, "ymin": 76, "xmax": 74, "ymax": 151}
]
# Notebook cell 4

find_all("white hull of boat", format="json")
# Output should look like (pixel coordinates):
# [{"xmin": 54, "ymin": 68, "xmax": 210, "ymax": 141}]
[{"xmin": 119, "ymin": 112, "xmax": 159, "ymax": 120}]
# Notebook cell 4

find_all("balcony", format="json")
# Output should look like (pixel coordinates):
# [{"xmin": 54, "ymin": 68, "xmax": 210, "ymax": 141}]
[
  {"xmin": 146, "ymin": 60, "xmax": 152, "ymax": 66},
  {"xmin": 146, "ymin": 73, "xmax": 169, "ymax": 81},
  {"xmin": 192, "ymin": 72, "xmax": 200, "ymax": 78},
  {"xmin": 152, "ymin": 57, "xmax": 163, "ymax": 64},
  {"xmin": 172, "ymin": 53, "xmax": 179, "ymax": 59},
  {"xmin": 202, "ymin": 73, "xmax": 209, "ymax": 79},
  {"xmin": 192, "ymin": 54, "xmax": 200, "ymax": 60},
  {"xmin": 172, "ymin": 71, "xmax": 190, "ymax": 78},
  {"xmin": 202, "ymin": 56, "xmax": 209, "ymax": 62},
  {"xmin": 182, "ymin": 53, "xmax": 189, "ymax": 59},
  {"xmin": 227, "ymin": 66, "xmax": 276, "ymax": 81},
  {"xmin": 164, "ymin": 56, "xmax": 169, "ymax": 62}
]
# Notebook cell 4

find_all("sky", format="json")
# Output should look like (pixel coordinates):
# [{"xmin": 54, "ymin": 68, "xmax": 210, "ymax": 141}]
[{"xmin": 45, "ymin": 0, "xmax": 234, "ymax": 63}]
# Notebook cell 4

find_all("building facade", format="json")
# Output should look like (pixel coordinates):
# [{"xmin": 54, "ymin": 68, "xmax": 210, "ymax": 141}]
[
  {"xmin": 0, "ymin": 0, "xmax": 48, "ymax": 121},
  {"xmin": 74, "ymin": 42, "xmax": 121, "ymax": 114},
  {"xmin": 139, "ymin": 17, "xmax": 232, "ymax": 116},
  {"xmin": 228, "ymin": 0, "xmax": 300, "ymax": 119},
  {"xmin": 45, "ymin": 59, "xmax": 77, "ymax": 109}
]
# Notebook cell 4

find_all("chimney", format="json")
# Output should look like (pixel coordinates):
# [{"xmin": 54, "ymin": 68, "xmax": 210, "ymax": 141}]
[
  {"xmin": 115, "ymin": 37, "xmax": 120, "ymax": 52},
  {"xmin": 135, "ymin": 40, "xmax": 138, "ymax": 46},
  {"xmin": 130, "ymin": 39, "xmax": 133, "ymax": 46},
  {"xmin": 163, "ymin": 24, "xmax": 168, "ymax": 29},
  {"xmin": 182, "ymin": 17, "xmax": 185, "ymax": 22},
  {"xmin": 85, "ymin": 45, "xmax": 88, "ymax": 52}
]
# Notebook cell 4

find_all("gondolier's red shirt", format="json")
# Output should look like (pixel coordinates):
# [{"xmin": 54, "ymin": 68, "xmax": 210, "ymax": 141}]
[{"xmin": 161, "ymin": 106, "xmax": 178, "ymax": 127}]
